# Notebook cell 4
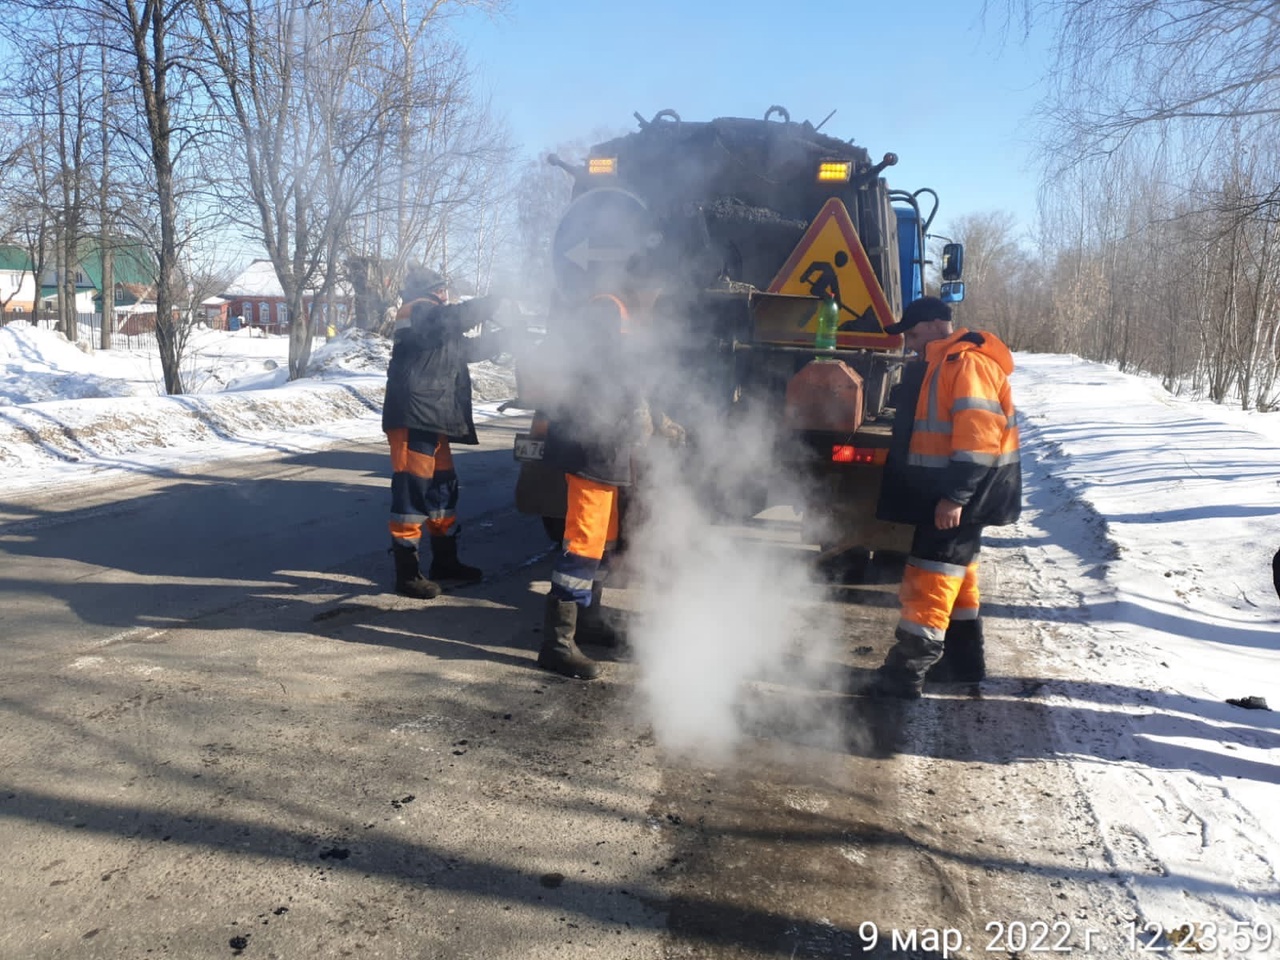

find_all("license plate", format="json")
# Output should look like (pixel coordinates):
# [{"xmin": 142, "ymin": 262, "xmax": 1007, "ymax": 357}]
[{"xmin": 514, "ymin": 435, "xmax": 545, "ymax": 462}]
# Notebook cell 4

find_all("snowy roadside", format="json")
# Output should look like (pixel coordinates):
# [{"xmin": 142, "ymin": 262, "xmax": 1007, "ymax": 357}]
[
  {"xmin": 0, "ymin": 324, "xmax": 519, "ymax": 494},
  {"xmin": 1005, "ymin": 354, "xmax": 1280, "ymax": 950}
]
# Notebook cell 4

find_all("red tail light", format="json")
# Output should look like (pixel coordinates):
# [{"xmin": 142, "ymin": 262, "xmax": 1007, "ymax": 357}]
[{"xmin": 832, "ymin": 445, "xmax": 885, "ymax": 465}]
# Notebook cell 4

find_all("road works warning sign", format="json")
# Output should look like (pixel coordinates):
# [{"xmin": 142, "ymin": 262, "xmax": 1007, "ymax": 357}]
[{"xmin": 766, "ymin": 198, "xmax": 899, "ymax": 349}]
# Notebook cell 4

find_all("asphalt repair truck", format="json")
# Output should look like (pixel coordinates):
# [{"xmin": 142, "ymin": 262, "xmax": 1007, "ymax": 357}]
[{"xmin": 511, "ymin": 106, "xmax": 965, "ymax": 575}]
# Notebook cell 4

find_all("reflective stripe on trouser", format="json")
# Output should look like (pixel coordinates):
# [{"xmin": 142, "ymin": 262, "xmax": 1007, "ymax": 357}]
[
  {"xmin": 387, "ymin": 428, "xmax": 458, "ymax": 548},
  {"xmin": 897, "ymin": 525, "xmax": 983, "ymax": 642},
  {"xmin": 551, "ymin": 473, "xmax": 620, "ymax": 606}
]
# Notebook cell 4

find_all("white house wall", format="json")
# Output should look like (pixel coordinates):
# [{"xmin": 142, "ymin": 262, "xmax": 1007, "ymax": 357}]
[{"xmin": 0, "ymin": 269, "xmax": 38, "ymax": 309}]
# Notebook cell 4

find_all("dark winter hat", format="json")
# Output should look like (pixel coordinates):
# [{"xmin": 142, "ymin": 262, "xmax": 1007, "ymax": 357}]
[
  {"xmin": 401, "ymin": 263, "xmax": 447, "ymax": 303},
  {"xmin": 884, "ymin": 296, "xmax": 952, "ymax": 335}
]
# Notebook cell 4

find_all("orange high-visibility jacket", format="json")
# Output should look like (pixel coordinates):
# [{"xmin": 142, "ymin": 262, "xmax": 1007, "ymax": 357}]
[{"xmin": 879, "ymin": 328, "xmax": 1021, "ymax": 527}]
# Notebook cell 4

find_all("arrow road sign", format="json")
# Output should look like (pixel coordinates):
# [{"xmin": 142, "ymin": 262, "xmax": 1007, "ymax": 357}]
[{"xmin": 563, "ymin": 238, "xmax": 637, "ymax": 272}]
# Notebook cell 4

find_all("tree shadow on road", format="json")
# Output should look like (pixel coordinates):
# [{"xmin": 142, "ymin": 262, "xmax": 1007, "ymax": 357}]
[
  {"xmin": 0, "ymin": 441, "xmax": 540, "ymax": 656},
  {"xmin": 747, "ymin": 673, "xmax": 1280, "ymax": 784}
]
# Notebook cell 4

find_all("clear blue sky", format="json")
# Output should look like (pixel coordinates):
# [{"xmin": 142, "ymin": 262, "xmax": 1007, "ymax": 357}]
[{"xmin": 456, "ymin": 0, "xmax": 1054, "ymax": 233}]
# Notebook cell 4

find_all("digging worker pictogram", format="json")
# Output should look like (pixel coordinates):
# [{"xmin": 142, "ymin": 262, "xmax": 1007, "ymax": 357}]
[
  {"xmin": 799, "ymin": 252, "xmax": 848, "ymax": 309},
  {"xmin": 798, "ymin": 251, "xmax": 880, "ymax": 333},
  {"xmin": 862, "ymin": 296, "xmax": 1022, "ymax": 699}
]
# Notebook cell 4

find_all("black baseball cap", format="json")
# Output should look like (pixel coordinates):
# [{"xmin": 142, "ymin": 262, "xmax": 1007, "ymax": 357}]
[{"xmin": 884, "ymin": 296, "xmax": 952, "ymax": 335}]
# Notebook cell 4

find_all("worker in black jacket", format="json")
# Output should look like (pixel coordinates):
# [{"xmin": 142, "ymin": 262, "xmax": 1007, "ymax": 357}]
[
  {"xmin": 382, "ymin": 281, "xmax": 502, "ymax": 599},
  {"xmin": 536, "ymin": 289, "xmax": 686, "ymax": 679}
]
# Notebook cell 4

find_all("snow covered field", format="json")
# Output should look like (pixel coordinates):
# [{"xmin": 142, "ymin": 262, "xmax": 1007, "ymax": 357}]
[
  {"xmin": 0, "ymin": 322, "xmax": 516, "ymax": 488},
  {"xmin": 1, "ymin": 321, "xmax": 1276, "ymax": 947},
  {"xmin": 1000, "ymin": 354, "xmax": 1280, "ymax": 948}
]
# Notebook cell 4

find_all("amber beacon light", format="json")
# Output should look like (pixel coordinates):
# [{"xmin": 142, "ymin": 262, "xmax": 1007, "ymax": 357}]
[{"xmin": 817, "ymin": 160, "xmax": 852, "ymax": 183}]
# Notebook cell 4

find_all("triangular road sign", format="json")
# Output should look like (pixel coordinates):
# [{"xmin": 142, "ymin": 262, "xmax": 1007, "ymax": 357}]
[{"xmin": 767, "ymin": 198, "xmax": 898, "ymax": 348}]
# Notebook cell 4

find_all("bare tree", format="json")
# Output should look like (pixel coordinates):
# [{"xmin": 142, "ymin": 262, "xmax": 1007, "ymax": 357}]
[
  {"xmin": 2, "ymin": 0, "xmax": 214, "ymax": 394},
  {"xmin": 995, "ymin": 0, "xmax": 1280, "ymax": 166},
  {"xmin": 109, "ymin": 0, "xmax": 199, "ymax": 394},
  {"xmin": 342, "ymin": 16, "xmax": 510, "ymax": 332},
  {"xmin": 939, "ymin": 212, "xmax": 1039, "ymax": 351},
  {"xmin": 197, "ymin": 0, "xmax": 334, "ymax": 379},
  {"xmin": 983, "ymin": 0, "xmax": 1280, "ymax": 410},
  {"xmin": 0, "ymin": 139, "xmax": 53, "ymax": 326},
  {"xmin": 4, "ymin": 16, "xmax": 97, "ymax": 341},
  {"xmin": 511, "ymin": 144, "xmax": 582, "ymax": 304},
  {"xmin": 195, "ymin": 0, "xmax": 507, "ymax": 376},
  {"xmin": 2, "ymin": 0, "xmax": 509, "ymax": 386},
  {"xmin": 97, "ymin": 36, "xmax": 115, "ymax": 350}
]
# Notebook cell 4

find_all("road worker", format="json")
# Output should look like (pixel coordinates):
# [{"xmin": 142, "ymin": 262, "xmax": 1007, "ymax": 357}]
[
  {"xmin": 863, "ymin": 296, "xmax": 1022, "ymax": 697},
  {"xmin": 382, "ymin": 270, "xmax": 502, "ymax": 599},
  {"xmin": 535, "ymin": 284, "xmax": 683, "ymax": 679}
]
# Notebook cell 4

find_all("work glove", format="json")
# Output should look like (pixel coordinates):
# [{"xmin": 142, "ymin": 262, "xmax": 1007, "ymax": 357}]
[
  {"xmin": 632, "ymin": 402, "xmax": 655, "ymax": 440},
  {"xmin": 656, "ymin": 413, "xmax": 687, "ymax": 447}
]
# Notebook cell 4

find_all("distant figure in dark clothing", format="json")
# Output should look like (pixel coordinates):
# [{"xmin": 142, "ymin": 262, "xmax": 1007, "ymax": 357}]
[
  {"xmin": 1272, "ymin": 547, "xmax": 1280, "ymax": 601},
  {"xmin": 382, "ymin": 278, "xmax": 503, "ymax": 599}
]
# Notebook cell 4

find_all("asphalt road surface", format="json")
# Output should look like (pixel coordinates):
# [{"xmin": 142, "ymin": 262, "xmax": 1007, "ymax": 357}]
[{"xmin": 0, "ymin": 419, "xmax": 1133, "ymax": 959}]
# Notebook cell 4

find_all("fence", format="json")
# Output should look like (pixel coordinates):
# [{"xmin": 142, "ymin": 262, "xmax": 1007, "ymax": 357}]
[
  {"xmin": 1, "ymin": 308, "xmax": 334, "ymax": 354},
  {"xmin": 0, "ymin": 310, "xmax": 159, "ymax": 351}
]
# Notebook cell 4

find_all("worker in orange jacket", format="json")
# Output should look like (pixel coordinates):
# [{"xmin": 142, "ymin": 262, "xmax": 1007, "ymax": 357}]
[{"xmin": 864, "ymin": 296, "xmax": 1022, "ymax": 698}]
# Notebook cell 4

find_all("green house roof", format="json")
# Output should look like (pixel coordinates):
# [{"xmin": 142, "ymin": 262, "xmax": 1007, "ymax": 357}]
[
  {"xmin": 0, "ymin": 245, "xmax": 33, "ymax": 272},
  {"xmin": 79, "ymin": 239, "xmax": 157, "ymax": 289},
  {"xmin": 33, "ymin": 238, "xmax": 158, "ymax": 306}
]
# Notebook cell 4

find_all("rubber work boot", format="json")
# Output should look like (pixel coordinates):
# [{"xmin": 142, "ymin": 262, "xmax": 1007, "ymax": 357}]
[
  {"xmin": 862, "ymin": 665, "xmax": 925, "ymax": 700},
  {"xmin": 575, "ymin": 581, "xmax": 625, "ymax": 648},
  {"xmin": 859, "ymin": 627, "xmax": 942, "ymax": 699},
  {"xmin": 537, "ymin": 596, "xmax": 602, "ymax": 680},
  {"xmin": 392, "ymin": 543, "xmax": 442, "ymax": 600},
  {"xmin": 925, "ymin": 618, "xmax": 986, "ymax": 683},
  {"xmin": 428, "ymin": 534, "xmax": 483, "ymax": 583}
]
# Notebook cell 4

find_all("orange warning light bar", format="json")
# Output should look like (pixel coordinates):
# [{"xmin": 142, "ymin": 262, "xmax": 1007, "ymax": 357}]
[{"xmin": 588, "ymin": 157, "xmax": 617, "ymax": 175}]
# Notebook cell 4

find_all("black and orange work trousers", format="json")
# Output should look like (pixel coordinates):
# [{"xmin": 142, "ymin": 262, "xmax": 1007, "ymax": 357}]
[
  {"xmin": 896, "ymin": 524, "xmax": 983, "ymax": 645},
  {"xmin": 549, "ymin": 474, "xmax": 620, "ymax": 607},
  {"xmin": 386, "ymin": 428, "xmax": 458, "ymax": 548}
]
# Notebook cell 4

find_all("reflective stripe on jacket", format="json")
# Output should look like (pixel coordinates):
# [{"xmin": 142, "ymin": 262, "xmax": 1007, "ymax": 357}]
[{"xmin": 877, "ymin": 328, "xmax": 1022, "ymax": 527}]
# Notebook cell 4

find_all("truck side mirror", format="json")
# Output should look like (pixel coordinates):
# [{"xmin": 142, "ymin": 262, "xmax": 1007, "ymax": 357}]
[
  {"xmin": 940, "ymin": 281, "xmax": 965, "ymax": 303},
  {"xmin": 941, "ymin": 242, "xmax": 964, "ymax": 281}
]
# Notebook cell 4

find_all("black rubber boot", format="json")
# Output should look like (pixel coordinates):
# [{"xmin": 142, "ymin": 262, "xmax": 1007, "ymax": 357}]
[
  {"xmin": 392, "ymin": 543, "xmax": 442, "ymax": 600},
  {"xmin": 428, "ymin": 534, "xmax": 483, "ymax": 583},
  {"xmin": 859, "ymin": 627, "xmax": 942, "ymax": 699},
  {"xmin": 537, "ymin": 596, "xmax": 602, "ymax": 680},
  {"xmin": 926, "ymin": 618, "xmax": 986, "ymax": 683},
  {"xmin": 862, "ymin": 665, "xmax": 925, "ymax": 700},
  {"xmin": 575, "ymin": 581, "xmax": 625, "ymax": 648}
]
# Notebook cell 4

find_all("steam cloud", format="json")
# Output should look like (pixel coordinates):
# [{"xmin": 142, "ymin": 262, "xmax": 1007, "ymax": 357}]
[{"xmin": 616, "ymin": 307, "xmax": 848, "ymax": 764}]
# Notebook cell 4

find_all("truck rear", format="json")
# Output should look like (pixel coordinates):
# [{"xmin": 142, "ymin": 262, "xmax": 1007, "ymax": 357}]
[{"xmin": 511, "ymin": 106, "xmax": 965, "ymax": 560}]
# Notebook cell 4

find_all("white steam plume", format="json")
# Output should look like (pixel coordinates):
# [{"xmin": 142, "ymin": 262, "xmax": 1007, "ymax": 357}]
[{"xmin": 621, "ymin": 322, "xmax": 847, "ymax": 764}]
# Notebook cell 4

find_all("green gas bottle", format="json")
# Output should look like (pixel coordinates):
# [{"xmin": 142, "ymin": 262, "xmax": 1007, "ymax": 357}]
[{"xmin": 814, "ymin": 296, "xmax": 839, "ymax": 353}]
